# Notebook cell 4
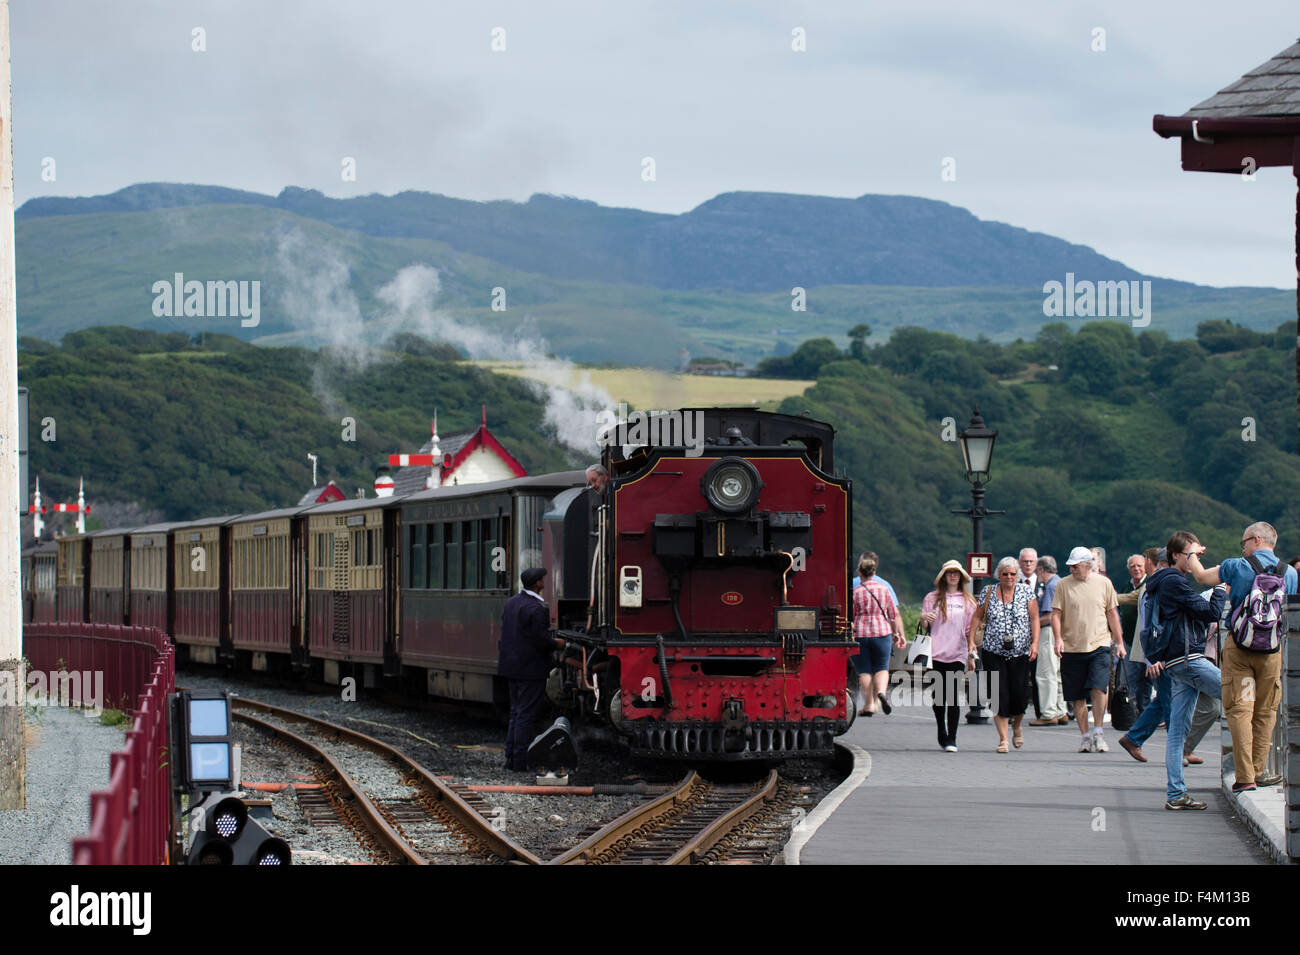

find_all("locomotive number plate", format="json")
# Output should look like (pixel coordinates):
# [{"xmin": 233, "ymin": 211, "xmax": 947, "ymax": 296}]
[{"xmin": 721, "ymin": 591, "xmax": 743, "ymax": 605}]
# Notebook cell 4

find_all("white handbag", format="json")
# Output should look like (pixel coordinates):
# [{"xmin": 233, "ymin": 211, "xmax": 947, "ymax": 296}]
[{"xmin": 906, "ymin": 631, "xmax": 933, "ymax": 668}]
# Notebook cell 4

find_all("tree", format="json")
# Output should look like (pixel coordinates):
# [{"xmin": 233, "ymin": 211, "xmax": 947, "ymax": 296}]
[{"xmin": 847, "ymin": 323, "xmax": 872, "ymax": 362}]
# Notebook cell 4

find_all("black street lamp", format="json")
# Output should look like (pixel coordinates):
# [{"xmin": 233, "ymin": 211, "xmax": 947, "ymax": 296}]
[{"xmin": 950, "ymin": 407, "xmax": 1004, "ymax": 724}]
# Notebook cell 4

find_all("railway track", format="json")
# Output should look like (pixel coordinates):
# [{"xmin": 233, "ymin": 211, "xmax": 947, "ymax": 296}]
[
  {"xmin": 229, "ymin": 697, "xmax": 542, "ymax": 865},
  {"xmin": 548, "ymin": 769, "xmax": 783, "ymax": 864}
]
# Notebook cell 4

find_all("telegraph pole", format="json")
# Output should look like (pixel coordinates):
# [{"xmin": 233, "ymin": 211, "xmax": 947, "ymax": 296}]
[{"xmin": 0, "ymin": 0, "xmax": 25, "ymax": 810}]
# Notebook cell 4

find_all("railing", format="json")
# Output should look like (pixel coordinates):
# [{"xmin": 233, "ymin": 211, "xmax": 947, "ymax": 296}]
[{"xmin": 23, "ymin": 623, "xmax": 175, "ymax": 865}]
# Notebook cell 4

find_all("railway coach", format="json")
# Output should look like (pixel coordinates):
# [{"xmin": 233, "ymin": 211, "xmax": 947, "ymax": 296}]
[
  {"xmin": 171, "ymin": 515, "xmax": 233, "ymax": 665},
  {"xmin": 397, "ymin": 470, "xmax": 586, "ymax": 703},
  {"xmin": 21, "ymin": 540, "xmax": 57, "ymax": 623}
]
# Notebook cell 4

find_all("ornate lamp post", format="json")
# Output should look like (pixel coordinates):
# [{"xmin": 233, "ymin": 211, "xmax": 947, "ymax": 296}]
[{"xmin": 951, "ymin": 407, "xmax": 1003, "ymax": 724}]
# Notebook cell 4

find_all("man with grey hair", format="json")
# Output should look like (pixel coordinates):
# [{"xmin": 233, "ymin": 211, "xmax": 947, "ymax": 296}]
[
  {"xmin": 1053, "ymin": 547, "xmax": 1124, "ymax": 752},
  {"xmin": 1028, "ymin": 555, "xmax": 1068, "ymax": 725},
  {"xmin": 585, "ymin": 463, "xmax": 608, "ymax": 493}
]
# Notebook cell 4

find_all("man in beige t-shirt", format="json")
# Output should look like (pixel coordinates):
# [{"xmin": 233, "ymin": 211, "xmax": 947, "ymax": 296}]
[{"xmin": 1052, "ymin": 547, "xmax": 1124, "ymax": 753}]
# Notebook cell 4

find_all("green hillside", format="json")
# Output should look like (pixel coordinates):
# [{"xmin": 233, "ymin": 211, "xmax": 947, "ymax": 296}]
[
  {"xmin": 782, "ymin": 320, "xmax": 1299, "ymax": 602},
  {"xmin": 19, "ymin": 320, "xmax": 1296, "ymax": 606}
]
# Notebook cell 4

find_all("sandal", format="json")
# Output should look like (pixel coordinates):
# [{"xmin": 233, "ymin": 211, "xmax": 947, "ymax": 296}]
[
  {"xmin": 996, "ymin": 740, "xmax": 1009, "ymax": 753},
  {"xmin": 1013, "ymin": 732, "xmax": 1024, "ymax": 749}
]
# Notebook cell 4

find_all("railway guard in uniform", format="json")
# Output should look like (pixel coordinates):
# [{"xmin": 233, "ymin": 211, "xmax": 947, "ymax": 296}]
[{"xmin": 498, "ymin": 568, "xmax": 566, "ymax": 771}]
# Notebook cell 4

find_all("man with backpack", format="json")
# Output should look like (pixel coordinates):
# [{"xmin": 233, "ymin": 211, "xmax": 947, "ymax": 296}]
[
  {"xmin": 1142, "ymin": 531, "xmax": 1226, "ymax": 810},
  {"xmin": 1185, "ymin": 521, "xmax": 1297, "ymax": 792}
]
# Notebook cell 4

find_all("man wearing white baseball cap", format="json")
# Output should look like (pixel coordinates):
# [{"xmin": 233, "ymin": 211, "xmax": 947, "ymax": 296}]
[{"xmin": 1052, "ymin": 546, "xmax": 1125, "ymax": 753}]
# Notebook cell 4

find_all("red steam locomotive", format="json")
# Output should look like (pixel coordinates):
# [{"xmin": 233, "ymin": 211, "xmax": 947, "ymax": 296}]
[
  {"xmin": 23, "ymin": 408, "xmax": 857, "ymax": 762},
  {"xmin": 546, "ymin": 408, "xmax": 858, "ymax": 759}
]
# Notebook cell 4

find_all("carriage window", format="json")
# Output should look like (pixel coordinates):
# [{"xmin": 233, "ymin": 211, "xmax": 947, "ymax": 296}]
[
  {"xmin": 446, "ymin": 522, "xmax": 462, "ymax": 589},
  {"xmin": 427, "ymin": 523, "xmax": 443, "ymax": 590},
  {"xmin": 409, "ymin": 524, "xmax": 426, "ymax": 588},
  {"xmin": 463, "ymin": 520, "xmax": 479, "ymax": 589},
  {"xmin": 481, "ymin": 518, "xmax": 498, "ymax": 590}
]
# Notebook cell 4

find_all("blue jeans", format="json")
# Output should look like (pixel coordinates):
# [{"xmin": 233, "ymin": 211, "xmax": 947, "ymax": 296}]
[
  {"xmin": 1124, "ymin": 669, "xmax": 1171, "ymax": 747},
  {"xmin": 1165, "ymin": 658, "xmax": 1222, "ymax": 801},
  {"xmin": 1126, "ymin": 659, "xmax": 1154, "ymax": 714}
]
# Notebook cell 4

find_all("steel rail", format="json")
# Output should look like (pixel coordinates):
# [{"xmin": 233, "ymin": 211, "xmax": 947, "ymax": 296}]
[
  {"xmin": 664, "ymin": 768, "xmax": 779, "ymax": 864},
  {"xmin": 547, "ymin": 771, "xmax": 700, "ymax": 864},
  {"xmin": 548, "ymin": 768, "xmax": 778, "ymax": 865},
  {"xmin": 231, "ymin": 696, "xmax": 542, "ymax": 865},
  {"xmin": 232, "ymin": 709, "xmax": 425, "ymax": 865}
]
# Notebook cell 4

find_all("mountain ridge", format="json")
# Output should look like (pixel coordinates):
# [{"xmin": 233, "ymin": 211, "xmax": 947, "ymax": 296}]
[{"xmin": 17, "ymin": 181, "xmax": 1179, "ymax": 291}]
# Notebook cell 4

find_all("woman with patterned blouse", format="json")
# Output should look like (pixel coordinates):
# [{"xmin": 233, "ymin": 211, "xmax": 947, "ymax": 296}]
[{"xmin": 969, "ymin": 556, "xmax": 1040, "ymax": 753}]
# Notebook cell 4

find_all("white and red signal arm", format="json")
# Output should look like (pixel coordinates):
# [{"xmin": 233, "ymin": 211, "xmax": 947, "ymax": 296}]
[
  {"xmin": 29, "ymin": 503, "xmax": 91, "ymax": 513},
  {"xmin": 388, "ymin": 454, "xmax": 439, "ymax": 467}
]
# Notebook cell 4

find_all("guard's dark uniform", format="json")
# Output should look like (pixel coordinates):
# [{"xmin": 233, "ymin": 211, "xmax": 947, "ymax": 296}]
[{"xmin": 498, "ymin": 588, "xmax": 554, "ymax": 771}]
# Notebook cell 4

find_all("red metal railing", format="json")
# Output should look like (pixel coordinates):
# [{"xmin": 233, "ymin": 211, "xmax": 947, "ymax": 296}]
[{"xmin": 23, "ymin": 623, "xmax": 175, "ymax": 865}]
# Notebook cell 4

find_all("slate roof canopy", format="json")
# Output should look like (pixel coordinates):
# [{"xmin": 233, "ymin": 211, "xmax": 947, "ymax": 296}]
[{"xmin": 1185, "ymin": 39, "xmax": 1300, "ymax": 118}]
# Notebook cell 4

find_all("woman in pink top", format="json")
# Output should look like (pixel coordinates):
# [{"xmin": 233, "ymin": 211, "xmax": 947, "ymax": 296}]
[{"xmin": 919, "ymin": 560, "xmax": 977, "ymax": 752}]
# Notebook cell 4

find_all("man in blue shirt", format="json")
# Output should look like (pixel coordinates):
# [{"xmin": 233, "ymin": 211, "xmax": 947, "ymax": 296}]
[
  {"xmin": 852, "ymin": 557, "xmax": 899, "ymax": 607},
  {"xmin": 1185, "ymin": 521, "xmax": 1297, "ymax": 792}
]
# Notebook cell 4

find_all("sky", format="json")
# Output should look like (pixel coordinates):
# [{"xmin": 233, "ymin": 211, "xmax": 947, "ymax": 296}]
[{"xmin": 11, "ymin": 0, "xmax": 1300, "ymax": 289}]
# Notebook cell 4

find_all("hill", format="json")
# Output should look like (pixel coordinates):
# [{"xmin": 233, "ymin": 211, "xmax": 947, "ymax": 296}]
[{"xmin": 15, "ymin": 184, "xmax": 1295, "ymax": 367}]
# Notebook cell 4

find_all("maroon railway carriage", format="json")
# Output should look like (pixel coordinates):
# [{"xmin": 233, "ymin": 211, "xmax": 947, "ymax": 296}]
[
  {"xmin": 228, "ymin": 506, "xmax": 308, "ymax": 673},
  {"xmin": 88, "ymin": 528, "xmax": 131, "ymax": 625},
  {"xmin": 305, "ymin": 496, "xmax": 402, "ymax": 683},
  {"xmin": 56, "ymin": 534, "xmax": 89, "ymax": 621},
  {"xmin": 129, "ymin": 523, "xmax": 178, "ymax": 634},
  {"xmin": 22, "ymin": 540, "xmax": 58, "ymax": 623},
  {"xmin": 171, "ymin": 516, "xmax": 234, "ymax": 665},
  {"xmin": 554, "ymin": 408, "xmax": 857, "ymax": 760},
  {"xmin": 398, "ymin": 471, "xmax": 587, "ymax": 703}
]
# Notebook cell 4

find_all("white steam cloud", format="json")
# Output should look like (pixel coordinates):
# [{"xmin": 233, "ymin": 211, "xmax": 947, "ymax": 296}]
[{"xmin": 273, "ymin": 229, "xmax": 610, "ymax": 454}]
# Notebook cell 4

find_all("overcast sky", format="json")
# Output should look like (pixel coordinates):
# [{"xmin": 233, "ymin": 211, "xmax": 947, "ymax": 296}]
[{"xmin": 12, "ymin": 1, "xmax": 1299, "ymax": 288}]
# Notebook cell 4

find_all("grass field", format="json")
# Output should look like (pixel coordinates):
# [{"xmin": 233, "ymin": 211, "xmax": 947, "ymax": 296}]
[{"xmin": 472, "ymin": 361, "xmax": 814, "ymax": 411}]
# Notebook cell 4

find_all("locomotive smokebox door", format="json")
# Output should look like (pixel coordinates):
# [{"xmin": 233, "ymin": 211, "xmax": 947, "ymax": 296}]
[
  {"xmin": 619, "ymin": 565, "xmax": 642, "ymax": 608},
  {"xmin": 527, "ymin": 716, "xmax": 578, "ymax": 770}
]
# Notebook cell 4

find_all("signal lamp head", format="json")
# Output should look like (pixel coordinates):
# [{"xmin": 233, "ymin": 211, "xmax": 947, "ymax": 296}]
[
  {"xmin": 197, "ymin": 841, "xmax": 235, "ymax": 865},
  {"xmin": 701, "ymin": 457, "xmax": 762, "ymax": 515},
  {"xmin": 254, "ymin": 838, "xmax": 292, "ymax": 866},
  {"xmin": 207, "ymin": 796, "xmax": 248, "ymax": 842}
]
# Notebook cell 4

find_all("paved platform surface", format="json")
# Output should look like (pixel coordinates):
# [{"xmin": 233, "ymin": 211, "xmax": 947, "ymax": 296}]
[
  {"xmin": 0, "ymin": 705, "xmax": 123, "ymax": 864},
  {"xmin": 801, "ymin": 699, "xmax": 1273, "ymax": 865}
]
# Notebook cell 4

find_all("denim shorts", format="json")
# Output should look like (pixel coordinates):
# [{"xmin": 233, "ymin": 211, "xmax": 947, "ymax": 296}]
[{"xmin": 854, "ymin": 635, "xmax": 893, "ymax": 676}]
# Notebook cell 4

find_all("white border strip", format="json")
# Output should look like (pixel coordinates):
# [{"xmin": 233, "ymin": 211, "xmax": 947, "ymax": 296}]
[{"xmin": 783, "ymin": 741, "xmax": 871, "ymax": 865}]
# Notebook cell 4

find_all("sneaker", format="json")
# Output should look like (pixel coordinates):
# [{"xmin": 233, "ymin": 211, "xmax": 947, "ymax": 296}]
[
  {"xmin": 1231, "ymin": 781, "xmax": 1256, "ymax": 793},
  {"xmin": 1078, "ymin": 735, "xmax": 1093, "ymax": 753},
  {"xmin": 1118, "ymin": 736, "xmax": 1147, "ymax": 763},
  {"xmin": 943, "ymin": 744, "xmax": 958, "ymax": 753},
  {"xmin": 1165, "ymin": 794, "xmax": 1207, "ymax": 810},
  {"xmin": 1254, "ymin": 773, "xmax": 1282, "ymax": 787},
  {"xmin": 878, "ymin": 692, "xmax": 892, "ymax": 715},
  {"xmin": 1092, "ymin": 732, "xmax": 1109, "ymax": 753}
]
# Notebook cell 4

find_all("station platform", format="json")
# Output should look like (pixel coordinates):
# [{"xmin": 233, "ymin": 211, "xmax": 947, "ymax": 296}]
[{"xmin": 794, "ymin": 699, "xmax": 1272, "ymax": 865}]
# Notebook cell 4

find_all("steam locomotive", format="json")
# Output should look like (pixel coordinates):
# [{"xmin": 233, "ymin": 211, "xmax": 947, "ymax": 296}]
[{"xmin": 23, "ymin": 408, "xmax": 857, "ymax": 761}]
